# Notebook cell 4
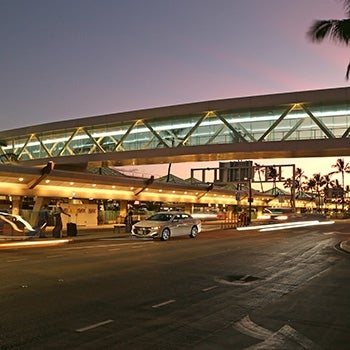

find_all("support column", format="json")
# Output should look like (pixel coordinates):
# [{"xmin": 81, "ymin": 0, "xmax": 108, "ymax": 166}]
[
  {"xmin": 185, "ymin": 203, "xmax": 194, "ymax": 214},
  {"xmin": 31, "ymin": 197, "xmax": 45, "ymax": 226},
  {"xmin": 11, "ymin": 196, "xmax": 22, "ymax": 216},
  {"xmin": 119, "ymin": 200, "xmax": 128, "ymax": 221}
]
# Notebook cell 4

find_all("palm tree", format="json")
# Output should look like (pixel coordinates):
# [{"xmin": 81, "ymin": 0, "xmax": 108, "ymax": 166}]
[
  {"xmin": 329, "ymin": 158, "xmax": 350, "ymax": 210},
  {"xmin": 307, "ymin": 0, "xmax": 350, "ymax": 79},
  {"xmin": 254, "ymin": 163, "xmax": 265, "ymax": 192},
  {"xmin": 304, "ymin": 173, "xmax": 326, "ymax": 211},
  {"xmin": 295, "ymin": 167, "xmax": 308, "ymax": 192}
]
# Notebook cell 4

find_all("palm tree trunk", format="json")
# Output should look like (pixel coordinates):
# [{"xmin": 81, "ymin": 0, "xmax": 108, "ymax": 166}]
[{"xmin": 166, "ymin": 163, "xmax": 172, "ymax": 182}]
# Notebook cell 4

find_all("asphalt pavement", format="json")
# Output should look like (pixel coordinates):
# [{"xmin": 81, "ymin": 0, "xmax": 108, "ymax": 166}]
[{"xmin": 1, "ymin": 221, "xmax": 350, "ymax": 254}]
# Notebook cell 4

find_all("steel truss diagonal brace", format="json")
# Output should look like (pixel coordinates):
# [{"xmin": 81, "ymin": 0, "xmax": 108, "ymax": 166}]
[
  {"xmin": 258, "ymin": 104, "xmax": 295, "ymax": 141},
  {"xmin": 301, "ymin": 105, "xmax": 335, "ymax": 139}
]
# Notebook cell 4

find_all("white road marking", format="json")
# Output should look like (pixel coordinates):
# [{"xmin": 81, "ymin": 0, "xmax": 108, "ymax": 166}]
[
  {"xmin": 233, "ymin": 315, "xmax": 318, "ymax": 349},
  {"xmin": 6, "ymin": 258, "xmax": 26, "ymax": 263},
  {"xmin": 306, "ymin": 267, "xmax": 330, "ymax": 282},
  {"xmin": 76, "ymin": 319, "xmax": 114, "ymax": 333},
  {"xmin": 64, "ymin": 241, "xmax": 154, "ymax": 250},
  {"xmin": 152, "ymin": 299, "xmax": 176, "ymax": 308},
  {"xmin": 201, "ymin": 285, "xmax": 218, "ymax": 292},
  {"xmin": 233, "ymin": 315, "xmax": 272, "ymax": 340}
]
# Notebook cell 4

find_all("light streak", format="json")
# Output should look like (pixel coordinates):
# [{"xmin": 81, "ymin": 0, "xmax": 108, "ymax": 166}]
[{"xmin": 0, "ymin": 239, "xmax": 72, "ymax": 249}]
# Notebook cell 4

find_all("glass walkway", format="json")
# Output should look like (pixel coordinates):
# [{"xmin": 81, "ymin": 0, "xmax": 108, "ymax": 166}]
[{"xmin": 0, "ymin": 86, "xmax": 349, "ymax": 166}]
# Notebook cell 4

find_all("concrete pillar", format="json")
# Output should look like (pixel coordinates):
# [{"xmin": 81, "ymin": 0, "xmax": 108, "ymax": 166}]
[
  {"xmin": 185, "ymin": 203, "xmax": 194, "ymax": 214},
  {"xmin": 119, "ymin": 200, "xmax": 128, "ymax": 220},
  {"xmin": 11, "ymin": 196, "xmax": 22, "ymax": 216},
  {"xmin": 31, "ymin": 197, "xmax": 45, "ymax": 226},
  {"xmin": 227, "ymin": 205, "xmax": 233, "ymax": 221}
]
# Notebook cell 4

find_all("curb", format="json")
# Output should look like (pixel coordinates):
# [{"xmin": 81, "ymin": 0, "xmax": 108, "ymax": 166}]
[{"xmin": 340, "ymin": 240, "xmax": 350, "ymax": 254}]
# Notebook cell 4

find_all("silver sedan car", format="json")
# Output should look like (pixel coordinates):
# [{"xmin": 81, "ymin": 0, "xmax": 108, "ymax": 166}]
[{"xmin": 131, "ymin": 211, "xmax": 201, "ymax": 241}]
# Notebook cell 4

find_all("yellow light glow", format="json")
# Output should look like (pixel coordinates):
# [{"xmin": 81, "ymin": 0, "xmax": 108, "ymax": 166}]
[{"xmin": 0, "ymin": 238, "xmax": 72, "ymax": 249}]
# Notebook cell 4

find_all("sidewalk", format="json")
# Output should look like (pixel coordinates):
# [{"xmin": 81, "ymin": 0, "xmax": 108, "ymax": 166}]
[
  {"xmin": 0, "ymin": 224, "xmax": 130, "ymax": 249},
  {"xmin": 67, "ymin": 224, "xmax": 131, "ymax": 241}
]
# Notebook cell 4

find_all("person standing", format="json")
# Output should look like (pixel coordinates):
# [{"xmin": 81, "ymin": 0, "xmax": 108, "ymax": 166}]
[
  {"xmin": 37, "ymin": 204, "xmax": 49, "ymax": 238},
  {"xmin": 52, "ymin": 202, "xmax": 71, "ymax": 238},
  {"xmin": 124, "ymin": 211, "xmax": 133, "ymax": 233}
]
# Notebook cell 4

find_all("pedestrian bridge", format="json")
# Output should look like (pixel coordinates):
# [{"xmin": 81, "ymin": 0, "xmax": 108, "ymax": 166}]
[{"xmin": 0, "ymin": 86, "xmax": 349, "ymax": 167}]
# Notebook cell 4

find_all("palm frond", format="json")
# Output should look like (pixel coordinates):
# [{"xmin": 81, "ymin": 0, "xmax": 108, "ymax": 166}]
[
  {"xmin": 307, "ymin": 19, "xmax": 350, "ymax": 44},
  {"xmin": 346, "ymin": 62, "xmax": 350, "ymax": 80},
  {"xmin": 307, "ymin": 20, "xmax": 335, "ymax": 42},
  {"xmin": 342, "ymin": 0, "xmax": 350, "ymax": 17},
  {"xmin": 331, "ymin": 19, "xmax": 350, "ymax": 43}
]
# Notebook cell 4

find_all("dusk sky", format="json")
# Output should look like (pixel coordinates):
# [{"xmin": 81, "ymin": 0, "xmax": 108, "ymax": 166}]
[{"xmin": 1, "ymin": 0, "xmax": 349, "ymax": 180}]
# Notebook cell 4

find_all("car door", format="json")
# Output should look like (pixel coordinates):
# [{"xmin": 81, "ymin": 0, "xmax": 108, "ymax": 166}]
[
  {"xmin": 177, "ymin": 213, "xmax": 191, "ymax": 236},
  {"xmin": 171, "ymin": 214, "xmax": 183, "ymax": 236}
]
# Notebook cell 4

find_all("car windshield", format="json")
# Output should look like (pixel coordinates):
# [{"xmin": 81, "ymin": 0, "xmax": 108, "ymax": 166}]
[{"xmin": 146, "ymin": 213, "xmax": 173, "ymax": 221}]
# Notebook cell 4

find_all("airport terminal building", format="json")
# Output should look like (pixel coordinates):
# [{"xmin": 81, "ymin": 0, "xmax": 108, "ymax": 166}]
[{"xmin": 0, "ymin": 86, "xmax": 349, "ymax": 228}]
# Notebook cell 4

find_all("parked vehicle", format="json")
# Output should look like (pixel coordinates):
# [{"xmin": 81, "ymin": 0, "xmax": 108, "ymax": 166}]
[{"xmin": 132, "ymin": 211, "xmax": 201, "ymax": 241}]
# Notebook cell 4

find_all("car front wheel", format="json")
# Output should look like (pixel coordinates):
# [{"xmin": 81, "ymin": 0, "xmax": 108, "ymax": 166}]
[
  {"xmin": 160, "ymin": 228, "xmax": 171, "ymax": 241},
  {"xmin": 189, "ymin": 226, "xmax": 198, "ymax": 238}
]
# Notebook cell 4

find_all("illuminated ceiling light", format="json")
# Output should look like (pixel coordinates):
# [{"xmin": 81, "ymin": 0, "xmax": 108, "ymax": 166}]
[
  {"xmin": 112, "ymin": 185, "xmax": 116, "ymax": 188},
  {"xmin": 18, "ymin": 177, "xmax": 24, "ymax": 182},
  {"xmin": 92, "ymin": 184, "xmax": 96, "ymax": 187},
  {"xmin": 45, "ymin": 179, "xmax": 50, "ymax": 183},
  {"xmin": 145, "ymin": 188, "xmax": 149, "ymax": 191},
  {"xmin": 159, "ymin": 189, "xmax": 162, "ymax": 192},
  {"xmin": 184, "ymin": 191, "xmax": 187, "ymax": 194},
  {"xmin": 130, "ymin": 187, "xmax": 134, "ymax": 190},
  {"xmin": 70, "ymin": 182, "xmax": 74, "ymax": 186},
  {"xmin": 172, "ymin": 190, "xmax": 176, "ymax": 193}
]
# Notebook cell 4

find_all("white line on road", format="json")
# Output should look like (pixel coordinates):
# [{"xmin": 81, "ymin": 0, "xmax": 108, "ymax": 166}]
[
  {"xmin": 233, "ymin": 315, "xmax": 317, "ymax": 349},
  {"xmin": 201, "ymin": 285, "xmax": 218, "ymax": 292},
  {"xmin": 6, "ymin": 258, "xmax": 27, "ymax": 263},
  {"xmin": 233, "ymin": 315, "xmax": 272, "ymax": 340},
  {"xmin": 76, "ymin": 319, "xmax": 114, "ymax": 333},
  {"xmin": 64, "ymin": 242, "xmax": 154, "ymax": 250},
  {"xmin": 152, "ymin": 299, "xmax": 176, "ymax": 308},
  {"xmin": 306, "ymin": 267, "xmax": 330, "ymax": 282}
]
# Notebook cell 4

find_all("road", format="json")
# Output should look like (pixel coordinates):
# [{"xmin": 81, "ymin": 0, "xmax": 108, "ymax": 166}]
[{"xmin": 1, "ymin": 221, "xmax": 349, "ymax": 349}]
